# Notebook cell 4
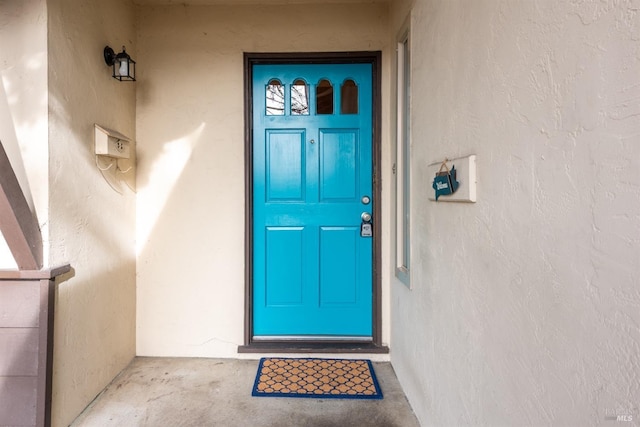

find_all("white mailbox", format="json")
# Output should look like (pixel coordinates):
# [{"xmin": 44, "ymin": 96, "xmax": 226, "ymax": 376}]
[{"xmin": 94, "ymin": 124, "xmax": 131, "ymax": 159}]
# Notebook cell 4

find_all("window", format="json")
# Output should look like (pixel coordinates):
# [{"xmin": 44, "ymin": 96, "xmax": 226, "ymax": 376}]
[
  {"xmin": 316, "ymin": 79, "xmax": 334, "ymax": 115},
  {"xmin": 264, "ymin": 78, "xmax": 356, "ymax": 117},
  {"xmin": 396, "ymin": 31, "xmax": 411, "ymax": 286},
  {"xmin": 266, "ymin": 79, "xmax": 284, "ymax": 116},
  {"xmin": 340, "ymin": 79, "xmax": 358, "ymax": 114},
  {"xmin": 291, "ymin": 79, "xmax": 309, "ymax": 115}
]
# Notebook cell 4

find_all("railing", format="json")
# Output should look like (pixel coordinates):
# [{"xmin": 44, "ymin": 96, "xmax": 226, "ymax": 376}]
[
  {"xmin": 0, "ymin": 140, "xmax": 70, "ymax": 427},
  {"xmin": 0, "ymin": 141, "xmax": 42, "ymax": 269}
]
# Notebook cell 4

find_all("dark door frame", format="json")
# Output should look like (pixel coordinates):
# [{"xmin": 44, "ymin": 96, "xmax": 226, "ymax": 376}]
[{"xmin": 239, "ymin": 52, "xmax": 387, "ymax": 353}]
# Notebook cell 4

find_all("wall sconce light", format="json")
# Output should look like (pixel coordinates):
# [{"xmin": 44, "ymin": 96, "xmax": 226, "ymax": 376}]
[{"xmin": 103, "ymin": 46, "xmax": 136, "ymax": 81}]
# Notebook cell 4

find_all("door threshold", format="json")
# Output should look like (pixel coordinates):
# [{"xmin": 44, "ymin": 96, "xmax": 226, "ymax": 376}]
[
  {"xmin": 252, "ymin": 335, "xmax": 373, "ymax": 342},
  {"xmin": 238, "ymin": 341, "xmax": 389, "ymax": 354}
]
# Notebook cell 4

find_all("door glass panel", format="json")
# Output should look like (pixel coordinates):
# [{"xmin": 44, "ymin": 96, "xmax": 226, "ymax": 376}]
[
  {"xmin": 291, "ymin": 79, "xmax": 309, "ymax": 115},
  {"xmin": 266, "ymin": 79, "xmax": 284, "ymax": 116},
  {"xmin": 316, "ymin": 79, "xmax": 334, "ymax": 115},
  {"xmin": 340, "ymin": 79, "xmax": 358, "ymax": 114}
]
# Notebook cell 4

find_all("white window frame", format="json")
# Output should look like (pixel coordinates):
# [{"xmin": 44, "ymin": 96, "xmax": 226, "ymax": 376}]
[{"xmin": 395, "ymin": 29, "xmax": 411, "ymax": 287}]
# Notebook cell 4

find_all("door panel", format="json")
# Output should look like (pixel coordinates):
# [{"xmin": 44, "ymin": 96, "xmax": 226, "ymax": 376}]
[
  {"xmin": 320, "ymin": 130, "xmax": 359, "ymax": 201},
  {"xmin": 319, "ymin": 226, "xmax": 358, "ymax": 305},
  {"xmin": 253, "ymin": 63, "xmax": 373, "ymax": 337},
  {"xmin": 265, "ymin": 227, "xmax": 304, "ymax": 306},
  {"xmin": 265, "ymin": 130, "xmax": 305, "ymax": 201}
]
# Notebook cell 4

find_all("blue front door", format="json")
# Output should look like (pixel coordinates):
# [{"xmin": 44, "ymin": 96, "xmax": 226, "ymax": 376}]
[{"xmin": 252, "ymin": 63, "xmax": 373, "ymax": 338}]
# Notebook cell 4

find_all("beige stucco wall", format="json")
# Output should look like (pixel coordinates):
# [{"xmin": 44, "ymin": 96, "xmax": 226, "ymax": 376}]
[
  {"xmin": 47, "ymin": 0, "xmax": 137, "ymax": 425},
  {"xmin": 7, "ymin": 0, "xmax": 637, "ymax": 424},
  {"xmin": 0, "ymin": 0, "xmax": 49, "ymax": 269},
  {"xmin": 390, "ymin": 0, "xmax": 640, "ymax": 425},
  {"xmin": 135, "ymin": 4, "xmax": 391, "ymax": 357}
]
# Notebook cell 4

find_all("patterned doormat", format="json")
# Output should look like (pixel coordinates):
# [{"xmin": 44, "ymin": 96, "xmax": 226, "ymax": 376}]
[{"xmin": 251, "ymin": 357, "xmax": 383, "ymax": 399}]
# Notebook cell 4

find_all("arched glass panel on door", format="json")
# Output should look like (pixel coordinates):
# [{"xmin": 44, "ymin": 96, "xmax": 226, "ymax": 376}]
[
  {"xmin": 340, "ymin": 79, "xmax": 358, "ymax": 114},
  {"xmin": 316, "ymin": 79, "xmax": 334, "ymax": 115},
  {"xmin": 266, "ymin": 79, "xmax": 284, "ymax": 116},
  {"xmin": 291, "ymin": 79, "xmax": 309, "ymax": 115}
]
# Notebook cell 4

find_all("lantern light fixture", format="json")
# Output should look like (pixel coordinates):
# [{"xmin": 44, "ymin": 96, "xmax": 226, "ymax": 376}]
[{"xmin": 104, "ymin": 46, "xmax": 136, "ymax": 82}]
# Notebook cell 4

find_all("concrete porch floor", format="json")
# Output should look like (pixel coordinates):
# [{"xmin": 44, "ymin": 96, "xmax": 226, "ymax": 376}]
[{"xmin": 70, "ymin": 357, "xmax": 420, "ymax": 427}]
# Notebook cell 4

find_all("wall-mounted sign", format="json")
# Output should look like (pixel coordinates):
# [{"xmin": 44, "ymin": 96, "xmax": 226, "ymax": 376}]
[
  {"xmin": 427, "ymin": 155, "xmax": 477, "ymax": 203},
  {"xmin": 432, "ymin": 162, "xmax": 459, "ymax": 201}
]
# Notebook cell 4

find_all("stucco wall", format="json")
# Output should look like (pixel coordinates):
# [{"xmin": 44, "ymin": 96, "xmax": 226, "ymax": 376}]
[
  {"xmin": 47, "ymin": 0, "xmax": 137, "ymax": 426},
  {"xmin": 0, "ymin": 0, "xmax": 49, "ymax": 269},
  {"xmin": 135, "ymin": 4, "xmax": 390, "ymax": 357},
  {"xmin": 391, "ymin": 0, "xmax": 640, "ymax": 425}
]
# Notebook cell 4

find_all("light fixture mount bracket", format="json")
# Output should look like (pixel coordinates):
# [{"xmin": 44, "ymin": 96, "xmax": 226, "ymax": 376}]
[{"xmin": 104, "ymin": 46, "xmax": 116, "ymax": 66}]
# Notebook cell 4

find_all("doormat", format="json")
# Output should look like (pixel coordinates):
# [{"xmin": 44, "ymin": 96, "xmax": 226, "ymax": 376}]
[{"xmin": 252, "ymin": 357, "xmax": 383, "ymax": 399}]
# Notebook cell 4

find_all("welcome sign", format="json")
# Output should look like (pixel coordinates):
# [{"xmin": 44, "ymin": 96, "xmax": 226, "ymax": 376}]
[{"xmin": 432, "ymin": 162, "xmax": 459, "ymax": 201}]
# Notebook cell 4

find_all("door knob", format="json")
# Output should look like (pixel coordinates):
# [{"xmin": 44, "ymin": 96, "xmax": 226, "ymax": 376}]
[{"xmin": 360, "ymin": 212, "xmax": 373, "ymax": 237}]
